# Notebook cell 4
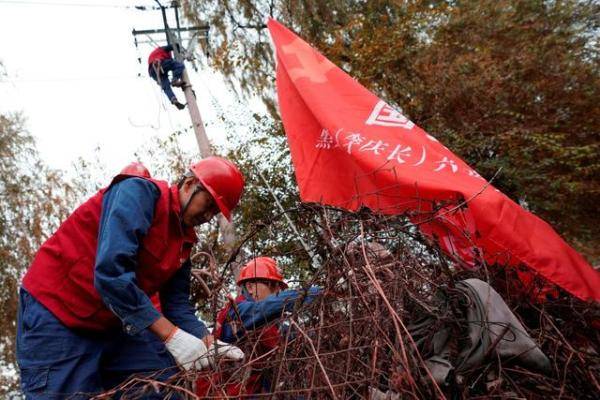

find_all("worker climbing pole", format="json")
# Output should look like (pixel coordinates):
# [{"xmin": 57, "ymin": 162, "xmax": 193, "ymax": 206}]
[{"xmin": 132, "ymin": 0, "xmax": 238, "ymax": 260}]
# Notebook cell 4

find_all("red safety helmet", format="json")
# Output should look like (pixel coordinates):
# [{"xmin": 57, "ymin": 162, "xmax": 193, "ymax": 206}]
[
  {"xmin": 237, "ymin": 257, "xmax": 288, "ymax": 288},
  {"xmin": 189, "ymin": 157, "xmax": 244, "ymax": 221},
  {"xmin": 119, "ymin": 162, "xmax": 151, "ymax": 178}
]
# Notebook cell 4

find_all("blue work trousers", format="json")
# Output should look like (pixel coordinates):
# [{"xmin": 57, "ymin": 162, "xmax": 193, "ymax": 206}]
[
  {"xmin": 16, "ymin": 289, "xmax": 179, "ymax": 399},
  {"xmin": 148, "ymin": 58, "xmax": 185, "ymax": 102}
]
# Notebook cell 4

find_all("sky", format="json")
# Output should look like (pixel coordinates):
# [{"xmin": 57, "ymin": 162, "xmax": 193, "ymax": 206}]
[{"xmin": 0, "ymin": 0, "xmax": 263, "ymax": 179}]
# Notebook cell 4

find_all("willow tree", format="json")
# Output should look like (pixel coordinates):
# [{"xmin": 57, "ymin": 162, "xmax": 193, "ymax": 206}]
[{"xmin": 0, "ymin": 113, "xmax": 88, "ymax": 393}]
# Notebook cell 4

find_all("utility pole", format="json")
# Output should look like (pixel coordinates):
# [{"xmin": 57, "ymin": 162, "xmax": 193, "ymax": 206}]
[
  {"xmin": 157, "ymin": 1, "xmax": 211, "ymax": 157},
  {"xmin": 133, "ymin": 1, "xmax": 238, "ymax": 261}
]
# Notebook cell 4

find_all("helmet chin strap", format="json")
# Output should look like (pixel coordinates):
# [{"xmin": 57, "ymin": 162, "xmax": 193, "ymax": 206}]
[{"xmin": 180, "ymin": 183, "xmax": 203, "ymax": 227}]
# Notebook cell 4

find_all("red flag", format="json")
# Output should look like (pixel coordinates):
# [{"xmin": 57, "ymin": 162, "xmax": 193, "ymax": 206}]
[{"xmin": 267, "ymin": 19, "xmax": 599, "ymax": 302}]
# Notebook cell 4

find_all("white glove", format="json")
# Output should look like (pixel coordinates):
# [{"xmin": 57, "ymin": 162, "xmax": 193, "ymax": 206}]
[
  {"xmin": 164, "ymin": 328, "xmax": 244, "ymax": 370},
  {"xmin": 206, "ymin": 340, "xmax": 245, "ymax": 366},
  {"xmin": 164, "ymin": 328, "xmax": 210, "ymax": 370}
]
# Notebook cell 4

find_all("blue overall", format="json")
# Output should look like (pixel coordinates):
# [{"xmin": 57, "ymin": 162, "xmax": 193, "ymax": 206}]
[
  {"xmin": 219, "ymin": 287, "xmax": 322, "ymax": 343},
  {"xmin": 217, "ymin": 287, "xmax": 321, "ymax": 394},
  {"xmin": 16, "ymin": 178, "xmax": 207, "ymax": 399},
  {"xmin": 148, "ymin": 57, "xmax": 185, "ymax": 102}
]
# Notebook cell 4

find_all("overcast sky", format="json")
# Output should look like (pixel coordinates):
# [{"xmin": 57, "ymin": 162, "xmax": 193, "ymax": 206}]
[{"xmin": 0, "ymin": 0, "xmax": 262, "ymax": 179}]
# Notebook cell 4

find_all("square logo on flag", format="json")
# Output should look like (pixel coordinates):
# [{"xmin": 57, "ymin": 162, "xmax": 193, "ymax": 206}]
[{"xmin": 366, "ymin": 100, "xmax": 415, "ymax": 129}]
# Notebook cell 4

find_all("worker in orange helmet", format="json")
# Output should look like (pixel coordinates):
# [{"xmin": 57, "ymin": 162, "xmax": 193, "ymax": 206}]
[
  {"xmin": 17, "ymin": 157, "xmax": 245, "ymax": 399},
  {"xmin": 196, "ymin": 257, "xmax": 321, "ymax": 396}
]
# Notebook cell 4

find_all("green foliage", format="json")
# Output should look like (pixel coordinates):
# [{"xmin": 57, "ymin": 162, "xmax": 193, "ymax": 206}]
[
  {"xmin": 134, "ymin": 130, "xmax": 192, "ymax": 182},
  {"xmin": 222, "ymin": 115, "xmax": 318, "ymax": 281},
  {"xmin": 183, "ymin": 0, "xmax": 600, "ymax": 261},
  {"xmin": 0, "ymin": 113, "xmax": 89, "ymax": 393}
]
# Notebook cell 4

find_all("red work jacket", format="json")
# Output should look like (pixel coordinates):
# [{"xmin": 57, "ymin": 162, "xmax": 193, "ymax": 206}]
[
  {"xmin": 22, "ymin": 175, "xmax": 196, "ymax": 331},
  {"xmin": 148, "ymin": 46, "xmax": 172, "ymax": 64},
  {"xmin": 196, "ymin": 295, "xmax": 281, "ymax": 396}
]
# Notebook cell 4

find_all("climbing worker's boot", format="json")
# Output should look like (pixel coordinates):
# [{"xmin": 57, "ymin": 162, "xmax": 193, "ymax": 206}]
[{"xmin": 170, "ymin": 97, "xmax": 186, "ymax": 110}]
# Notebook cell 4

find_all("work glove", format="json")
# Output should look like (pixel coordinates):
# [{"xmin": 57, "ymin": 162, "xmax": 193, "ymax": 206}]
[
  {"xmin": 207, "ymin": 339, "xmax": 245, "ymax": 366},
  {"xmin": 164, "ymin": 328, "xmax": 244, "ymax": 371},
  {"xmin": 164, "ymin": 328, "xmax": 209, "ymax": 370}
]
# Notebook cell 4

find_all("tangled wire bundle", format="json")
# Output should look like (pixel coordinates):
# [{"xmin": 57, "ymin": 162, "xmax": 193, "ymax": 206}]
[{"xmin": 96, "ymin": 206, "xmax": 600, "ymax": 399}]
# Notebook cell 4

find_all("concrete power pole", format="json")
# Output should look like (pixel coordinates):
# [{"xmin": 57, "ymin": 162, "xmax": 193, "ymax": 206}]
[
  {"xmin": 161, "ymin": 2, "xmax": 211, "ymax": 158},
  {"xmin": 133, "ymin": 1, "xmax": 238, "ymax": 259}
]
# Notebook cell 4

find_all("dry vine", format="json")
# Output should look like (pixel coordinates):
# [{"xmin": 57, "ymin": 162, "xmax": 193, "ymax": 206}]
[{"xmin": 93, "ymin": 205, "xmax": 600, "ymax": 399}]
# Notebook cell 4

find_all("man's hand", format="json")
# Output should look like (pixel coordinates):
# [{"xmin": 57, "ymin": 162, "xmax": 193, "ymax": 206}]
[
  {"xmin": 164, "ymin": 328, "xmax": 245, "ymax": 370},
  {"xmin": 206, "ymin": 340, "xmax": 245, "ymax": 366},
  {"xmin": 164, "ymin": 327, "xmax": 210, "ymax": 370}
]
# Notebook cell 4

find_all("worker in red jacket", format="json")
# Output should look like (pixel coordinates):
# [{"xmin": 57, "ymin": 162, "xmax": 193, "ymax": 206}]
[
  {"xmin": 148, "ymin": 44, "xmax": 186, "ymax": 110},
  {"xmin": 17, "ymin": 157, "xmax": 245, "ymax": 399},
  {"xmin": 196, "ymin": 257, "xmax": 321, "ymax": 396}
]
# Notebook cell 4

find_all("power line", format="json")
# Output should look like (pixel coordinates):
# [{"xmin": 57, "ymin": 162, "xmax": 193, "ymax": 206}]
[
  {"xmin": 0, "ymin": 0, "xmax": 159, "ymax": 10},
  {"xmin": 0, "ymin": 75, "xmax": 140, "ymax": 83}
]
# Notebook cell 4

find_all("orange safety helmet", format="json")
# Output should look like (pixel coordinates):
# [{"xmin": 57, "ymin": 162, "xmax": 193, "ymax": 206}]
[
  {"xmin": 237, "ymin": 257, "xmax": 288, "ymax": 288},
  {"xmin": 189, "ymin": 157, "xmax": 245, "ymax": 221},
  {"xmin": 119, "ymin": 162, "xmax": 151, "ymax": 178}
]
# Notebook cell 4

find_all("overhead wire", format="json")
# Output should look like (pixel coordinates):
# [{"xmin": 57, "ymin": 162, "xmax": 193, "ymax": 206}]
[
  {"xmin": 2, "ymin": 0, "xmax": 184, "ymax": 160},
  {"xmin": 0, "ymin": 0, "xmax": 160, "ymax": 10},
  {"xmin": 130, "ymin": 30, "xmax": 162, "ymax": 131},
  {"xmin": 0, "ymin": 75, "xmax": 140, "ymax": 84}
]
